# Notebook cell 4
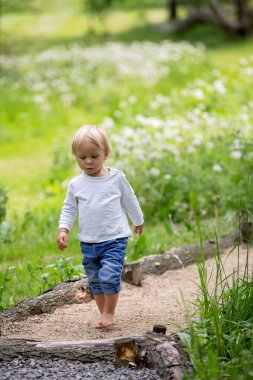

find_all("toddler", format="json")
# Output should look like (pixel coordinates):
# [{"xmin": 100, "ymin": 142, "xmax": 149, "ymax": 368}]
[{"xmin": 57, "ymin": 125, "xmax": 144, "ymax": 328}]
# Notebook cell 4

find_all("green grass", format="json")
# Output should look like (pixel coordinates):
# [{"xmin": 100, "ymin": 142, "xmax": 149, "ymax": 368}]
[{"xmin": 180, "ymin": 241, "xmax": 253, "ymax": 380}]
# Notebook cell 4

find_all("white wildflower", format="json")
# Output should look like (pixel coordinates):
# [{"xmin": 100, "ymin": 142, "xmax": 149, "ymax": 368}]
[
  {"xmin": 213, "ymin": 80, "xmax": 226, "ymax": 94},
  {"xmin": 101, "ymin": 117, "xmax": 114, "ymax": 129},
  {"xmin": 238, "ymin": 113, "xmax": 249, "ymax": 122},
  {"xmin": 164, "ymin": 174, "xmax": 171, "ymax": 181},
  {"xmin": 213, "ymin": 164, "xmax": 222, "ymax": 172},
  {"xmin": 174, "ymin": 136, "xmax": 183, "ymax": 143},
  {"xmin": 128, "ymin": 95, "xmax": 137, "ymax": 104},
  {"xmin": 230, "ymin": 151, "xmax": 242, "ymax": 159},
  {"xmin": 122, "ymin": 127, "xmax": 135, "ymax": 138},
  {"xmin": 114, "ymin": 110, "xmax": 122, "ymax": 118},
  {"xmin": 192, "ymin": 89, "xmax": 205, "ymax": 100},
  {"xmin": 193, "ymin": 134, "xmax": 203, "ymax": 146},
  {"xmin": 33, "ymin": 95, "xmax": 45, "ymax": 103},
  {"xmin": 243, "ymin": 67, "xmax": 253, "ymax": 76},
  {"xmin": 119, "ymin": 101, "xmax": 127, "ymax": 108},
  {"xmin": 187, "ymin": 146, "xmax": 196, "ymax": 154},
  {"xmin": 150, "ymin": 101, "xmax": 158, "ymax": 109},
  {"xmin": 164, "ymin": 144, "xmax": 179, "ymax": 156},
  {"xmin": 150, "ymin": 167, "xmax": 160, "ymax": 176},
  {"xmin": 207, "ymin": 142, "xmax": 214, "ymax": 149}
]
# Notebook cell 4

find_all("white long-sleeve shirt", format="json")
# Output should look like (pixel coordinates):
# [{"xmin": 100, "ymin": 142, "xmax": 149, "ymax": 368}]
[{"xmin": 59, "ymin": 168, "xmax": 144, "ymax": 243}]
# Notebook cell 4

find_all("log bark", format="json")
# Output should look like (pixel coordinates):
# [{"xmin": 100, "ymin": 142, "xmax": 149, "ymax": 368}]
[
  {"xmin": 0, "ymin": 332, "xmax": 192, "ymax": 379},
  {"xmin": 139, "ymin": 231, "xmax": 239, "ymax": 276},
  {"xmin": 0, "ymin": 278, "xmax": 89, "ymax": 322}
]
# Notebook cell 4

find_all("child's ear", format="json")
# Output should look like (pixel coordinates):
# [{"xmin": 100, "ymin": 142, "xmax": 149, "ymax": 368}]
[{"xmin": 104, "ymin": 150, "xmax": 110, "ymax": 160}]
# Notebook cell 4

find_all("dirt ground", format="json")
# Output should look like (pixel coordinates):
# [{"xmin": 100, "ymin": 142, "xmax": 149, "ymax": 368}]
[{"xmin": 2, "ymin": 245, "xmax": 252, "ymax": 342}]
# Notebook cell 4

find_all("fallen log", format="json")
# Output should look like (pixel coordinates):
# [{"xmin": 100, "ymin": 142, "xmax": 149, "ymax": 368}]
[
  {"xmin": 125, "ymin": 231, "xmax": 239, "ymax": 278},
  {"xmin": 0, "ymin": 332, "xmax": 193, "ymax": 379},
  {"xmin": 0, "ymin": 278, "xmax": 89, "ymax": 322}
]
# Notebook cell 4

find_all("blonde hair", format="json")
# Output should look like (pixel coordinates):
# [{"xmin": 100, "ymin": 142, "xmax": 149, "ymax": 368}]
[{"xmin": 72, "ymin": 125, "xmax": 111, "ymax": 156}]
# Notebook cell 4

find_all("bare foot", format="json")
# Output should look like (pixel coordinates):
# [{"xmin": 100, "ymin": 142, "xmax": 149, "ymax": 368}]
[
  {"xmin": 90, "ymin": 320, "xmax": 103, "ymax": 329},
  {"xmin": 99, "ymin": 313, "xmax": 114, "ymax": 328},
  {"xmin": 90, "ymin": 313, "xmax": 114, "ymax": 329}
]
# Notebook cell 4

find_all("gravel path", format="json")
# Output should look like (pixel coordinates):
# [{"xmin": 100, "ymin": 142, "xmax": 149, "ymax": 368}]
[{"xmin": 0, "ymin": 356, "xmax": 162, "ymax": 380}]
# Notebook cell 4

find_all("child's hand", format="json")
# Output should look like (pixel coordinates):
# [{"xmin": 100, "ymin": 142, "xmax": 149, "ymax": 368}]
[
  {"xmin": 57, "ymin": 229, "xmax": 69, "ymax": 250},
  {"xmin": 134, "ymin": 224, "xmax": 144, "ymax": 236}
]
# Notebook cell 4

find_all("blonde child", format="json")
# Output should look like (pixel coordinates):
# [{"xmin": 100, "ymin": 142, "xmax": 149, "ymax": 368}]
[{"xmin": 57, "ymin": 125, "xmax": 144, "ymax": 328}]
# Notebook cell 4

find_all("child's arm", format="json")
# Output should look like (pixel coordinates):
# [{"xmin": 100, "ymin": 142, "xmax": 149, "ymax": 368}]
[
  {"xmin": 120, "ymin": 174, "xmax": 144, "ymax": 234},
  {"xmin": 57, "ymin": 181, "xmax": 77, "ymax": 250}
]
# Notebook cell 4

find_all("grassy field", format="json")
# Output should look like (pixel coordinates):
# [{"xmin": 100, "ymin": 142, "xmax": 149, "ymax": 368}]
[{"xmin": 0, "ymin": 2, "xmax": 253, "ymax": 377}]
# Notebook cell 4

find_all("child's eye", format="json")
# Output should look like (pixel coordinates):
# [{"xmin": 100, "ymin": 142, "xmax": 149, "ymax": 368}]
[
  {"xmin": 92, "ymin": 155, "xmax": 98, "ymax": 159},
  {"xmin": 79, "ymin": 157, "xmax": 86, "ymax": 160}
]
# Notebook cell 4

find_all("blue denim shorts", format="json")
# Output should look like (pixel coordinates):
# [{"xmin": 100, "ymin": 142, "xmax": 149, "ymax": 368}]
[{"xmin": 80, "ymin": 237, "xmax": 128, "ymax": 295}]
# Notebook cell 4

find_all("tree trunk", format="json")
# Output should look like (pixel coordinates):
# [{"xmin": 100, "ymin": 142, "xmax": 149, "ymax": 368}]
[
  {"xmin": 167, "ymin": 0, "xmax": 178, "ymax": 21},
  {"xmin": 159, "ymin": 0, "xmax": 253, "ymax": 36},
  {"xmin": 208, "ymin": 0, "xmax": 239, "ymax": 35},
  {"xmin": 157, "ymin": 10, "xmax": 216, "ymax": 33},
  {"xmin": 209, "ymin": 0, "xmax": 253, "ymax": 35},
  {"xmin": 235, "ymin": 0, "xmax": 253, "ymax": 34}
]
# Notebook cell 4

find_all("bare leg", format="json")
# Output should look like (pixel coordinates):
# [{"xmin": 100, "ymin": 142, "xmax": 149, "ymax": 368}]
[
  {"xmin": 94, "ymin": 294, "xmax": 105, "ymax": 314},
  {"xmin": 91, "ymin": 294, "xmax": 105, "ymax": 328},
  {"xmin": 98, "ymin": 293, "xmax": 119, "ymax": 328}
]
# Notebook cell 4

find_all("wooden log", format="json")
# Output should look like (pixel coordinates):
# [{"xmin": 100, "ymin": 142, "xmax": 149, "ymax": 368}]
[
  {"xmin": 0, "ymin": 333, "xmax": 192, "ymax": 379},
  {"xmin": 0, "ymin": 278, "xmax": 88, "ymax": 322},
  {"xmin": 0, "ymin": 333, "xmax": 170, "ymax": 361},
  {"xmin": 139, "ymin": 334, "xmax": 193, "ymax": 379},
  {"xmin": 122, "ymin": 261, "xmax": 142, "ymax": 286},
  {"xmin": 0, "ymin": 337, "xmax": 115, "ymax": 362},
  {"xmin": 139, "ymin": 231, "xmax": 239, "ymax": 276},
  {"xmin": 114, "ymin": 337, "xmax": 138, "ymax": 365}
]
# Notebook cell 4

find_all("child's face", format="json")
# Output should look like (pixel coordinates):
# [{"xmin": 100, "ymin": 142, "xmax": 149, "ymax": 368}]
[{"xmin": 75, "ymin": 138, "xmax": 109, "ymax": 177}]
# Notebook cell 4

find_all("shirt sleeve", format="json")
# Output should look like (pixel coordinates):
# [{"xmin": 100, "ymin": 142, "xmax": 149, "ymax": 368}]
[
  {"xmin": 120, "ymin": 173, "xmax": 144, "ymax": 226},
  {"xmin": 58, "ymin": 181, "xmax": 78, "ymax": 231}
]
